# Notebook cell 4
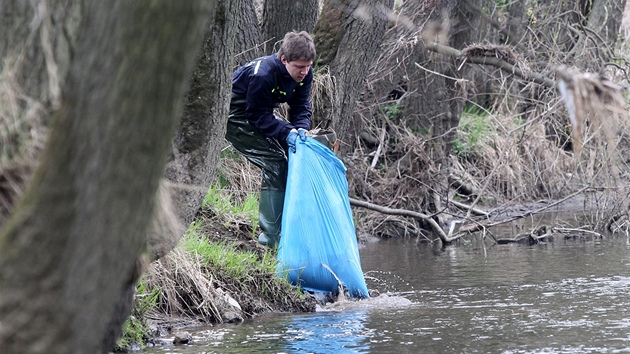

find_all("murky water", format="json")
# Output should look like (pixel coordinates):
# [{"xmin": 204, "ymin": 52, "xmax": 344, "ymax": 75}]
[{"xmin": 141, "ymin": 228, "xmax": 630, "ymax": 353}]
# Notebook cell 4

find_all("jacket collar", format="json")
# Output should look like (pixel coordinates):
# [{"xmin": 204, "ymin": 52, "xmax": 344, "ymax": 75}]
[{"xmin": 272, "ymin": 55, "xmax": 292, "ymax": 80}]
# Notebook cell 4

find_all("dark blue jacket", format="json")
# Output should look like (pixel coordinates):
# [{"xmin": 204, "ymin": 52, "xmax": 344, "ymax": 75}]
[{"xmin": 231, "ymin": 55, "xmax": 312, "ymax": 140}]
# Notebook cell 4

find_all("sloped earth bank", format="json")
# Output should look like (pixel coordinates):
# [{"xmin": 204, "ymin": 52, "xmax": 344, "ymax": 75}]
[{"xmin": 136, "ymin": 206, "xmax": 318, "ymax": 350}]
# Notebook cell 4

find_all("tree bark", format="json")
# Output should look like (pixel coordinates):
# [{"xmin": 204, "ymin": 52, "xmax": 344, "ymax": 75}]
[
  {"xmin": 582, "ymin": 0, "xmax": 627, "ymax": 65},
  {"xmin": 313, "ymin": 0, "xmax": 394, "ymax": 154},
  {"xmin": 506, "ymin": 0, "xmax": 526, "ymax": 46},
  {"xmin": 401, "ymin": 1, "xmax": 458, "ymax": 220},
  {"xmin": 587, "ymin": 0, "xmax": 627, "ymax": 45},
  {"xmin": 262, "ymin": 0, "xmax": 319, "ymax": 54},
  {"xmin": 162, "ymin": 0, "xmax": 235, "ymax": 258},
  {"xmin": 234, "ymin": 0, "xmax": 264, "ymax": 66},
  {"xmin": 355, "ymin": 0, "xmax": 482, "ymax": 223},
  {"xmin": 0, "ymin": 1, "xmax": 212, "ymax": 352}
]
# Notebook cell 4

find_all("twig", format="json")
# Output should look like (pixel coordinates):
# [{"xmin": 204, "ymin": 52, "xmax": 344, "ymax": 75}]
[
  {"xmin": 414, "ymin": 62, "xmax": 468, "ymax": 82},
  {"xmin": 449, "ymin": 199, "xmax": 489, "ymax": 216},
  {"xmin": 370, "ymin": 120, "xmax": 387, "ymax": 169}
]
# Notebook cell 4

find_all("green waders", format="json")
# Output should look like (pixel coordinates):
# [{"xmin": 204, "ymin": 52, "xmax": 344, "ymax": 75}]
[{"xmin": 225, "ymin": 95, "xmax": 288, "ymax": 248}]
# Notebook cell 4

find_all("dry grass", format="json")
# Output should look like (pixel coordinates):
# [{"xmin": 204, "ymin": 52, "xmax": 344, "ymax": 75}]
[
  {"xmin": 0, "ymin": 58, "xmax": 48, "ymax": 223},
  {"xmin": 555, "ymin": 66, "xmax": 630, "ymax": 228},
  {"xmin": 142, "ymin": 229, "xmax": 315, "ymax": 327},
  {"xmin": 216, "ymin": 145, "xmax": 261, "ymax": 204},
  {"xmin": 141, "ymin": 148, "xmax": 315, "ymax": 327},
  {"xmin": 333, "ymin": 2, "xmax": 630, "ymax": 238},
  {"xmin": 145, "ymin": 247, "xmax": 223, "ymax": 322},
  {"xmin": 310, "ymin": 66, "xmax": 339, "ymax": 130},
  {"xmin": 348, "ymin": 61, "xmax": 630, "ymax": 236}
]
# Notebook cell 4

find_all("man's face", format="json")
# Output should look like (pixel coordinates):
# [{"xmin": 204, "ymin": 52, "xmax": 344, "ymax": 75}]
[{"xmin": 281, "ymin": 55, "xmax": 312, "ymax": 82}]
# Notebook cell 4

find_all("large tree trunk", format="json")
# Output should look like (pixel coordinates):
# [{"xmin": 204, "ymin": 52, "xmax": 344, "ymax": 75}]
[
  {"xmin": 234, "ymin": 0, "xmax": 265, "ymax": 66},
  {"xmin": 161, "ymin": 0, "xmax": 236, "ymax": 258},
  {"xmin": 313, "ymin": 0, "xmax": 394, "ymax": 154},
  {"xmin": 0, "ymin": 1, "xmax": 212, "ymax": 352},
  {"xmin": 355, "ymin": 0, "xmax": 482, "ymax": 225},
  {"xmin": 262, "ymin": 0, "xmax": 319, "ymax": 54},
  {"xmin": 400, "ymin": 0, "xmax": 472, "ymax": 220},
  {"xmin": 0, "ymin": 0, "xmax": 76, "ymax": 110}
]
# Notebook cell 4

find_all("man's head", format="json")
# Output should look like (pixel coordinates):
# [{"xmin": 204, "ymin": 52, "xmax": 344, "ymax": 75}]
[{"xmin": 278, "ymin": 31, "xmax": 316, "ymax": 82}]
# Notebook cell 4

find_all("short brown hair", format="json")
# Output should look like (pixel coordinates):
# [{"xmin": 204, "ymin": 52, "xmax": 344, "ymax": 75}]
[{"xmin": 277, "ymin": 31, "xmax": 316, "ymax": 62}]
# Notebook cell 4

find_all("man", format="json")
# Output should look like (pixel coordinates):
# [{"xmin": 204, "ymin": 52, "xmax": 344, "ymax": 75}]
[{"xmin": 226, "ymin": 31, "xmax": 316, "ymax": 247}]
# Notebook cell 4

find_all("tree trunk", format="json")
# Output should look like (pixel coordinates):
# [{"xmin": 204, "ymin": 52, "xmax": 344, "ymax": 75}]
[
  {"xmin": 313, "ymin": 0, "xmax": 394, "ymax": 154},
  {"xmin": 359, "ymin": 0, "xmax": 481, "ymax": 222},
  {"xmin": 506, "ymin": 0, "xmax": 526, "ymax": 46},
  {"xmin": 262, "ymin": 0, "xmax": 319, "ymax": 54},
  {"xmin": 0, "ymin": 1, "xmax": 212, "ymax": 352},
  {"xmin": 583, "ymin": 0, "xmax": 627, "ymax": 65},
  {"xmin": 162, "ymin": 0, "xmax": 236, "ymax": 258},
  {"xmin": 587, "ymin": 0, "xmax": 627, "ymax": 44},
  {"xmin": 234, "ymin": 0, "xmax": 264, "ymax": 66}
]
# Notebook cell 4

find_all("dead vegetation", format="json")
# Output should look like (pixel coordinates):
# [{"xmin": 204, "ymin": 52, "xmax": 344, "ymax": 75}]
[
  {"xmin": 335, "ymin": 3, "xmax": 630, "ymax": 243},
  {"xmin": 143, "ymin": 241, "xmax": 315, "ymax": 328},
  {"xmin": 348, "ymin": 63, "xmax": 630, "ymax": 241},
  {"xmin": 0, "ymin": 58, "xmax": 48, "ymax": 224}
]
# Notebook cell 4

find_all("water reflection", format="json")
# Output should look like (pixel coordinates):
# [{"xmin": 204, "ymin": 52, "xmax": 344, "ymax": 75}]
[
  {"xmin": 282, "ymin": 311, "xmax": 371, "ymax": 353},
  {"xmin": 140, "ymin": 310, "xmax": 372, "ymax": 353}
]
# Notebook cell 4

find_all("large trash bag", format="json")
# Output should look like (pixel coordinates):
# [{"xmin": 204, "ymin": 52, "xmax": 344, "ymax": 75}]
[{"xmin": 276, "ymin": 137, "xmax": 369, "ymax": 299}]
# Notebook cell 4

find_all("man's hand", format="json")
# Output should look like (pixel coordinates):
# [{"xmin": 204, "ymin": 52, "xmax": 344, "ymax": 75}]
[
  {"xmin": 286, "ymin": 129, "xmax": 298, "ymax": 153},
  {"xmin": 297, "ymin": 128, "xmax": 308, "ymax": 141}
]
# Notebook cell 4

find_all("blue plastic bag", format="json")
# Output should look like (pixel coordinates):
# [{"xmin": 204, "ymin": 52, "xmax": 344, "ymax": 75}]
[{"xmin": 276, "ymin": 137, "xmax": 369, "ymax": 299}]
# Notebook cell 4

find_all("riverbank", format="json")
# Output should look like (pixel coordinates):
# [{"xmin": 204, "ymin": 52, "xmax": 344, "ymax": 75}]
[{"xmin": 115, "ymin": 194, "xmax": 317, "ymax": 352}]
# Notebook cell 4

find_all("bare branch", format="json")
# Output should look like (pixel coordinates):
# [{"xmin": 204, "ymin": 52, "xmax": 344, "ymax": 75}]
[
  {"xmin": 349, "ymin": 197, "xmax": 460, "ymax": 244},
  {"xmin": 424, "ymin": 41, "xmax": 556, "ymax": 88},
  {"xmin": 458, "ymin": 186, "xmax": 594, "ymax": 235}
]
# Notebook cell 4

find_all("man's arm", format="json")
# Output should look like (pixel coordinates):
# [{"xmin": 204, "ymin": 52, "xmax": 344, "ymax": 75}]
[
  {"xmin": 287, "ymin": 70, "xmax": 313, "ymax": 130},
  {"xmin": 246, "ymin": 72, "xmax": 293, "ymax": 140}
]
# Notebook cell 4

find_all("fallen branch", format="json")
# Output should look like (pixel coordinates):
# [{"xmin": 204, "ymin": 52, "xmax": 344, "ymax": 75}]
[
  {"xmin": 458, "ymin": 186, "xmax": 593, "ymax": 235},
  {"xmin": 350, "ymin": 185, "xmax": 594, "ymax": 245},
  {"xmin": 553, "ymin": 227, "xmax": 603, "ymax": 239},
  {"xmin": 496, "ymin": 225, "xmax": 603, "ymax": 244},
  {"xmin": 349, "ymin": 197, "xmax": 460, "ymax": 244}
]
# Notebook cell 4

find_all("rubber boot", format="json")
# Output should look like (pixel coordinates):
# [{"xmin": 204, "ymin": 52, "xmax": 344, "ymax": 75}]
[{"xmin": 258, "ymin": 189, "xmax": 285, "ymax": 248}]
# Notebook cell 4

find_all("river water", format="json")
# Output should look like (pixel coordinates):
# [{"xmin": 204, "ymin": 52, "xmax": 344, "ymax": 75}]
[{"xmin": 141, "ymin": 226, "xmax": 630, "ymax": 353}]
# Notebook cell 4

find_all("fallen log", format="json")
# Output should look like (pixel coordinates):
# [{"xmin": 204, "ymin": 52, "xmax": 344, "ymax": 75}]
[{"xmin": 348, "ymin": 197, "xmax": 462, "ymax": 244}]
